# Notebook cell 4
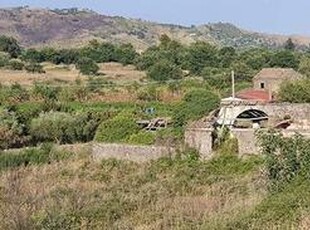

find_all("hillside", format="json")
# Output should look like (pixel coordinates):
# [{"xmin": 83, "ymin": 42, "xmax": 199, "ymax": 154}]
[{"xmin": 1, "ymin": 7, "xmax": 310, "ymax": 51}]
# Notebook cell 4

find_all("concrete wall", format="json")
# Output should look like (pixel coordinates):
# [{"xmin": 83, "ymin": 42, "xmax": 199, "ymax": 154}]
[
  {"xmin": 92, "ymin": 143, "xmax": 175, "ymax": 162},
  {"xmin": 185, "ymin": 127, "xmax": 310, "ymax": 157},
  {"xmin": 231, "ymin": 129, "xmax": 259, "ymax": 156},
  {"xmin": 184, "ymin": 128, "xmax": 213, "ymax": 159},
  {"xmin": 232, "ymin": 129, "xmax": 310, "ymax": 156}
]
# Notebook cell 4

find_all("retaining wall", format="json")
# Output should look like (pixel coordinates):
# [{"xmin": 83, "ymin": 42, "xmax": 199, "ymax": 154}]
[
  {"xmin": 184, "ymin": 128, "xmax": 213, "ymax": 159},
  {"xmin": 92, "ymin": 143, "xmax": 175, "ymax": 162}
]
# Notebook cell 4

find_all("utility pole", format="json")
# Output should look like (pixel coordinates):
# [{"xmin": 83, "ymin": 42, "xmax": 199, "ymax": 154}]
[{"xmin": 231, "ymin": 70, "xmax": 235, "ymax": 99}]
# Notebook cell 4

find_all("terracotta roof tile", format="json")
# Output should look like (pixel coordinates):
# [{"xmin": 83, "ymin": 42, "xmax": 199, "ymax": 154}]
[
  {"xmin": 253, "ymin": 68, "xmax": 302, "ymax": 80},
  {"xmin": 236, "ymin": 89, "xmax": 271, "ymax": 102}
]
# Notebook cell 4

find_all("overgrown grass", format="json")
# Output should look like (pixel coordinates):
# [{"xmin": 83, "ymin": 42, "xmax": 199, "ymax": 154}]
[
  {"xmin": 0, "ymin": 149, "xmax": 265, "ymax": 229},
  {"xmin": 0, "ymin": 143, "xmax": 72, "ymax": 170},
  {"xmin": 1, "ymin": 138, "xmax": 309, "ymax": 229}
]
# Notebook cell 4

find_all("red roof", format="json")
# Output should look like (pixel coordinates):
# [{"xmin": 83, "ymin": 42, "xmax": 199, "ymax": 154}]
[{"xmin": 236, "ymin": 89, "xmax": 271, "ymax": 102}]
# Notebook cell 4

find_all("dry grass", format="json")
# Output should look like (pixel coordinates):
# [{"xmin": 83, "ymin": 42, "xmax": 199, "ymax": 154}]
[
  {"xmin": 0, "ymin": 62, "xmax": 146, "ymax": 87},
  {"xmin": 98, "ymin": 62, "xmax": 146, "ymax": 84},
  {"xmin": 0, "ymin": 152, "xmax": 268, "ymax": 229}
]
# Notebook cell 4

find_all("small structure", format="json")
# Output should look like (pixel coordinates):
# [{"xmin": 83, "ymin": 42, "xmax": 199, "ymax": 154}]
[
  {"xmin": 253, "ymin": 68, "xmax": 303, "ymax": 93},
  {"xmin": 236, "ymin": 89, "xmax": 272, "ymax": 102},
  {"xmin": 137, "ymin": 118, "xmax": 171, "ymax": 131}
]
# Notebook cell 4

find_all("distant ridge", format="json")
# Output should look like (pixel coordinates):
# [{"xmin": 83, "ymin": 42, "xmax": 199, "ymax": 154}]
[{"xmin": 1, "ymin": 7, "xmax": 310, "ymax": 51}]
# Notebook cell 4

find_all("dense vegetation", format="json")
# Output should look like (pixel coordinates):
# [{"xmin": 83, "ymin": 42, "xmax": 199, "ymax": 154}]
[
  {"xmin": 0, "ymin": 34, "xmax": 310, "ymax": 229},
  {"xmin": 0, "ymin": 132, "xmax": 309, "ymax": 229},
  {"xmin": 0, "ymin": 34, "xmax": 308, "ymax": 148},
  {"xmin": 0, "ymin": 34, "xmax": 308, "ymax": 82}
]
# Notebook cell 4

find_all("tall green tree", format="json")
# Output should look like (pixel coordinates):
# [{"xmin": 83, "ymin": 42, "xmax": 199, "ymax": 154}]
[
  {"xmin": 147, "ymin": 60, "xmax": 183, "ymax": 82},
  {"xmin": 284, "ymin": 38, "xmax": 296, "ymax": 51},
  {"xmin": 0, "ymin": 36, "xmax": 21, "ymax": 58},
  {"xmin": 270, "ymin": 50, "xmax": 299, "ymax": 69},
  {"xmin": 186, "ymin": 41, "xmax": 218, "ymax": 75}
]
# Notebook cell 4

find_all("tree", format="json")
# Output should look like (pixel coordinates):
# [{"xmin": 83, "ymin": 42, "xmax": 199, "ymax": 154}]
[
  {"xmin": 269, "ymin": 50, "xmax": 299, "ymax": 69},
  {"xmin": 0, "ymin": 36, "xmax": 21, "ymax": 58},
  {"xmin": 147, "ymin": 60, "xmax": 183, "ymax": 82},
  {"xmin": 278, "ymin": 79, "xmax": 310, "ymax": 103},
  {"xmin": 115, "ymin": 44, "xmax": 137, "ymax": 65},
  {"xmin": 80, "ymin": 42, "xmax": 116, "ymax": 63},
  {"xmin": 284, "ymin": 38, "xmax": 296, "ymax": 51},
  {"xmin": 76, "ymin": 57, "xmax": 99, "ymax": 75},
  {"xmin": 22, "ymin": 48, "xmax": 45, "ymax": 63},
  {"xmin": 186, "ymin": 41, "xmax": 218, "ymax": 74},
  {"xmin": 25, "ymin": 63, "xmax": 45, "ymax": 73},
  {"xmin": 217, "ymin": 46, "xmax": 236, "ymax": 68}
]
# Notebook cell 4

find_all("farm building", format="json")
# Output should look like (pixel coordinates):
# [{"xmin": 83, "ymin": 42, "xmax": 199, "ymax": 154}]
[{"xmin": 253, "ymin": 68, "xmax": 303, "ymax": 93}]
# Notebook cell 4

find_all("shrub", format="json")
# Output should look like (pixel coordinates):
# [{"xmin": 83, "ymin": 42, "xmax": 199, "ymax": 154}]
[
  {"xmin": 8, "ymin": 59, "xmax": 24, "ymax": 70},
  {"xmin": 0, "ymin": 143, "xmax": 71, "ymax": 170},
  {"xmin": 0, "ymin": 52, "xmax": 9, "ymax": 67},
  {"xmin": 0, "ymin": 35, "xmax": 21, "ymax": 58},
  {"xmin": 32, "ymin": 83, "xmax": 61, "ymax": 101},
  {"xmin": 76, "ymin": 57, "xmax": 99, "ymax": 75},
  {"xmin": 257, "ymin": 130, "xmax": 310, "ymax": 191},
  {"xmin": 173, "ymin": 89, "xmax": 220, "ymax": 127},
  {"xmin": 278, "ymin": 79, "xmax": 310, "ymax": 103},
  {"xmin": 127, "ymin": 131, "xmax": 156, "ymax": 145},
  {"xmin": 137, "ymin": 86, "xmax": 160, "ymax": 102},
  {"xmin": 95, "ymin": 115, "xmax": 139, "ymax": 143},
  {"xmin": 30, "ymin": 111, "xmax": 102, "ymax": 144},
  {"xmin": 25, "ymin": 63, "xmax": 45, "ymax": 73},
  {"xmin": 147, "ymin": 60, "xmax": 183, "ymax": 82},
  {"xmin": 0, "ymin": 83, "xmax": 30, "ymax": 104}
]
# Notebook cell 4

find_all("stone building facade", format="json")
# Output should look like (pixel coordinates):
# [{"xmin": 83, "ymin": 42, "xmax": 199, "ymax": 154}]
[{"xmin": 253, "ymin": 68, "xmax": 303, "ymax": 93}]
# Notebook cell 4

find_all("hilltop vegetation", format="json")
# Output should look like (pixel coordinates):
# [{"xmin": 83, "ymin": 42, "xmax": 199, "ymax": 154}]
[{"xmin": 1, "ymin": 7, "xmax": 310, "ymax": 50}]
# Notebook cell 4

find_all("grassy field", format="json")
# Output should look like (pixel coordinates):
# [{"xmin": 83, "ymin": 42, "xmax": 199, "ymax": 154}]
[
  {"xmin": 0, "ymin": 146, "xmax": 265, "ymax": 230},
  {"xmin": 0, "ymin": 126, "xmax": 309, "ymax": 230},
  {"xmin": 0, "ymin": 62, "xmax": 146, "ymax": 86},
  {"xmin": 0, "ymin": 144, "xmax": 308, "ymax": 230}
]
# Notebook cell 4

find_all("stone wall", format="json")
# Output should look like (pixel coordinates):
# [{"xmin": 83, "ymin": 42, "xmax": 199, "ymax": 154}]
[
  {"xmin": 92, "ymin": 143, "xmax": 175, "ymax": 162},
  {"xmin": 218, "ymin": 102, "xmax": 310, "ymax": 129},
  {"xmin": 184, "ymin": 128, "xmax": 213, "ymax": 159},
  {"xmin": 231, "ymin": 129, "xmax": 259, "ymax": 155}
]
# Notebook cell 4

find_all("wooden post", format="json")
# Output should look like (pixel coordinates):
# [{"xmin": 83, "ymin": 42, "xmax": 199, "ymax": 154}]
[{"xmin": 232, "ymin": 70, "xmax": 235, "ymax": 98}]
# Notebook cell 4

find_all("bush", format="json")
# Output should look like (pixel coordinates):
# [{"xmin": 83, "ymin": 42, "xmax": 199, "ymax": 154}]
[
  {"xmin": 0, "ymin": 143, "xmax": 71, "ymax": 170},
  {"xmin": 137, "ymin": 86, "xmax": 160, "ymax": 102},
  {"xmin": 258, "ymin": 130, "xmax": 310, "ymax": 191},
  {"xmin": 127, "ymin": 131, "xmax": 156, "ymax": 145},
  {"xmin": 0, "ymin": 52, "xmax": 9, "ymax": 67},
  {"xmin": 95, "ymin": 115, "xmax": 140, "ymax": 143},
  {"xmin": 0, "ymin": 35, "xmax": 21, "ymax": 58},
  {"xmin": 25, "ymin": 63, "xmax": 45, "ymax": 73},
  {"xmin": 8, "ymin": 59, "xmax": 24, "ymax": 70},
  {"xmin": 76, "ymin": 57, "xmax": 99, "ymax": 75},
  {"xmin": 278, "ymin": 79, "xmax": 310, "ymax": 103},
  {"xmin": 30, "ymin": 112, "xmax": 75, "ymax": 144},
  {"xmin": 30, "ymin": 111, "xmax": 102, "ymax": 144},
  {"xmin": 0, "ymin": 83, "xmax": 30, "ymax": 104},
  {"xmin": 32, "ymin": 83, "xmax": 60, "ymax": 101},
  {"xmin": 147, "ymin": 60, "xmax": 183, "ymax": 82},
  {"xmin": 173, "ymin": 89, "xmax": 220, "ymax": 127}
]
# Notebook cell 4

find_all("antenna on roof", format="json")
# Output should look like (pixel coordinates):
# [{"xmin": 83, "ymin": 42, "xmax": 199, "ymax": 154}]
[{"xmin": 231, "ymin": 70, "xmax": 235, "ymax": 99}]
